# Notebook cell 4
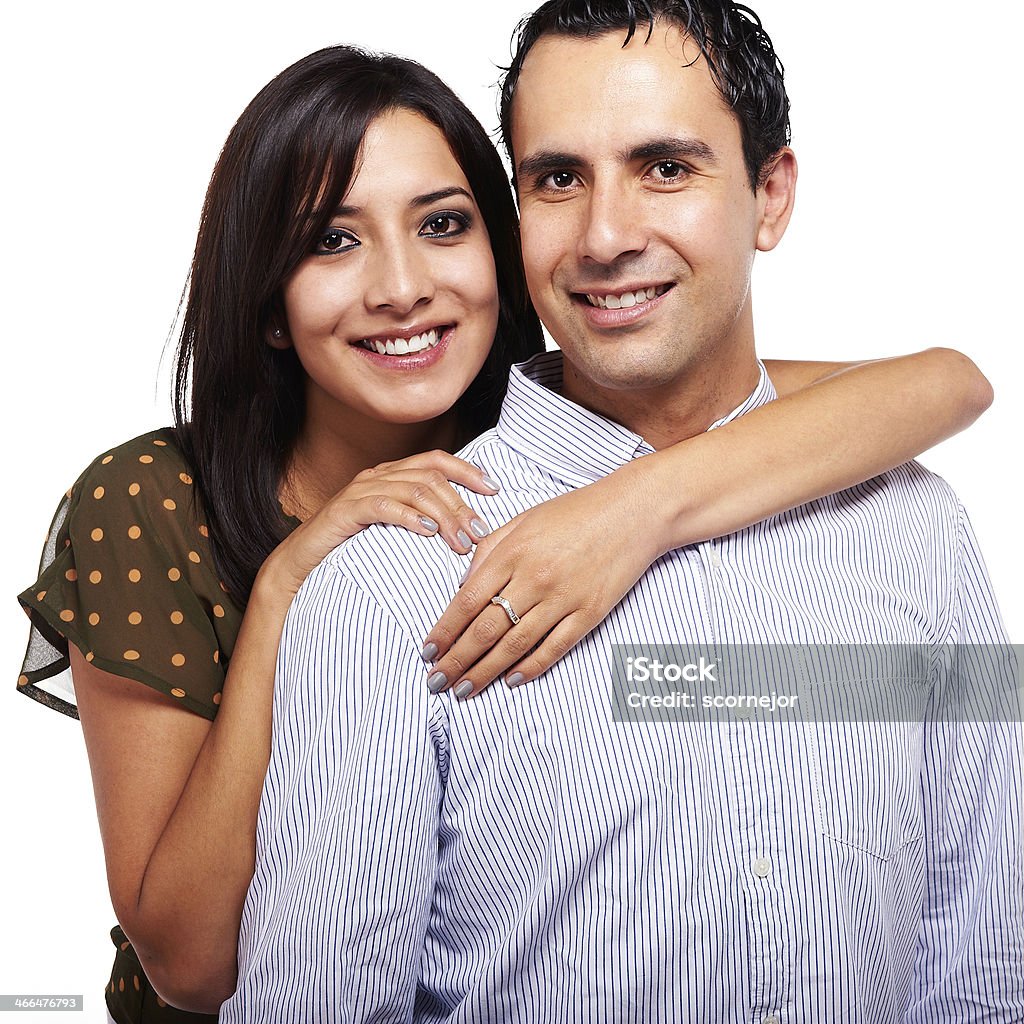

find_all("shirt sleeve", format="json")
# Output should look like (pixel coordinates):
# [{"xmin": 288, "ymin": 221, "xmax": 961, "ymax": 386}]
[
  {"xmin": 224, "ymin": 557, "xmax": 448, "ymax": 1022},
  {"xmin": 905, "ymin": 503, "xmax": 1024, "ymax": 1021},
  {"xmin": 16, "ymin": 432, "xmax": 238, "ymax": 721}
]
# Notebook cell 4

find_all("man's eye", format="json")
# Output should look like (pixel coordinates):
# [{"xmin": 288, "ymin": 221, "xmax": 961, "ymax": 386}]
[
  {"xmin": 420, "ymin": 212, "xmax": 469, "ymax": 238},
  {"xmin": 545, "ymin": 171, "xmax": 577, "ymax": 190},
  {"xmin": 652, "ymin": 161, "xmax": 685, "ymax": 180},
  {"xmin": 315, "ymin": 228, "xmax": 357, "ymax": 254}
]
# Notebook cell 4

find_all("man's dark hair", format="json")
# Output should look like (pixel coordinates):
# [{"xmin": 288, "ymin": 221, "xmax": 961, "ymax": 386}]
[{"xmin": 499, "ymin": 0, "xmax": 791, "ymax": 190}]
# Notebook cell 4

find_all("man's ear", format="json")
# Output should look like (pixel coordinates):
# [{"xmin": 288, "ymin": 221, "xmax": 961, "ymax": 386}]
[
  {"xmin": 267, "ymin": 323, "xmax": 291, "ymax": 350},
  {"xmin": 755, "ymin": 147, "xmax": 797, "ymax": 252}
]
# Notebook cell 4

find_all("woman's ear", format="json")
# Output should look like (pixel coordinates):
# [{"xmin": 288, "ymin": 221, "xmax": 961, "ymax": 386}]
[{"xmin": 267, "ymin": 323, "xmax": 291, "ymax": 350}]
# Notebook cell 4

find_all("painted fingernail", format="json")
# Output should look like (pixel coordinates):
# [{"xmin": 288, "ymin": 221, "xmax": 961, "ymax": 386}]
[
  {"xmin": 470, "ymin": 518, "xmax": 491, "ymax": 538},
  {"xmin": 427, "ymin": 671, "xmax": 448, "ymax": 693},
  {"xmin": 481, "ymin": 474, "xmax": 501, "ymax": 490},
  {"xmin": 456, "ymin": 530, "xmax": 472, "ymax": 548},
  {"xmin": 418, "ymin": 516, "xmax": 439, "ymax": 532},
  {"xmin": 453, "ymin": 680, "xmax": 474, "ymax": 699},
  {"xmin": 506, "ymin": 672, "xmax": 525, "ymax": 688},
  {"xmin": 420, "ymin": 642, "xmax": 438, "ymax": 662}
]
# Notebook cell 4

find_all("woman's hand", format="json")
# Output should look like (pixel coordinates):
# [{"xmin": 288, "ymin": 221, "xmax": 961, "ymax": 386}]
[
  {"xmin": 263, "ymin": 450, "xmax": 499, "ymax": 597},
  {"xmin": 421, "ymin": 461, "xmax": 663, "ymax": 697}
]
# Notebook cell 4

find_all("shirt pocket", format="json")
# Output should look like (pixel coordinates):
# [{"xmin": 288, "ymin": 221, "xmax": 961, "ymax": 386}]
[{"xmin": 796, "ymin": 649, "xmax": 931, "ymax": 860}]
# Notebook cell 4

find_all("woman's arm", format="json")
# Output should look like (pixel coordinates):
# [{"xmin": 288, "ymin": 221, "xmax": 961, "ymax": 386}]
[
  {"xmin": 72, "ymin": 451, "xmax": 498, "ymax": 1013},
  {"xmin": 422, "ymin": 347, "xmax": 992, "ymax": 693}
]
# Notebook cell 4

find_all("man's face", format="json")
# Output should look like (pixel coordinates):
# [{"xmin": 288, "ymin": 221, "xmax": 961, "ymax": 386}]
[{"xmin": 511, "ymin": 21, "xmax": 791, "ymax": 421}]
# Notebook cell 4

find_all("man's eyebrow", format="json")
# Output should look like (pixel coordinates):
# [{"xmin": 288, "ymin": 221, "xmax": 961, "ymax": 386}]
[
  {"xmin": 517, "ymin": 151, "xmax": 584, "ymax": 181},
  {"xmin": 626, "ymin": 136, "xmax": 718, "ymax": 164},
  {"xmin": 333, "ymin": 186, "xmax": 473, "ymax": 218}
]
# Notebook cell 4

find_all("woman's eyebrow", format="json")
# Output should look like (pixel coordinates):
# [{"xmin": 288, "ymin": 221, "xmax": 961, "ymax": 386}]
[
  {"xmin": 332, "ymin": 186, "xmax": 472, "ymax": 218},
  {"xmin": 410, "ymin": 185, "xmax": 473, "ymax": 208}
]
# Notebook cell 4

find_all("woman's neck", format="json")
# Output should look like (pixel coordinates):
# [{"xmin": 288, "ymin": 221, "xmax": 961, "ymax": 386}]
[{"xmin": 282, "ymin": 401, "xmax": 460, "ymax": 521}]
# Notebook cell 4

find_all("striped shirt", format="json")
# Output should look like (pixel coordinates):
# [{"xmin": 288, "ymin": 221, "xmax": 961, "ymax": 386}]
[{"xmin": 222, "ymin": 353, "xmax": 1024, "ymax": 1023}]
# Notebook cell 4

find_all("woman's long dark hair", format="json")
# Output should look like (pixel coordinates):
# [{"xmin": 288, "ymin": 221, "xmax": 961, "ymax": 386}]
[{"xmin": 172, "ymin": 46, "xmax": 543, "ymax": 602}]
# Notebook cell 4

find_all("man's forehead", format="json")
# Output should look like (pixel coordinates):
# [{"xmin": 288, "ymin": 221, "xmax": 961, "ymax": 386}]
[{"xmin": 511, "ymin": 23, "xmax": 735, "ymax": 166}]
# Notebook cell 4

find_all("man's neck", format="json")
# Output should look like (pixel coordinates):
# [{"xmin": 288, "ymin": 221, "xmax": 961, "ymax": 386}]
[{"xmin": 560, "ymin": 348, "xmax": 762, "ymax": 450}]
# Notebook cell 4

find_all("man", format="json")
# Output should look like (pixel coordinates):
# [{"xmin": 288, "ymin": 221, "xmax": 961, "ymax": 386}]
[{"xmin": 222, "ymin": 2, "xmax": 1023, "ymax": 1020}]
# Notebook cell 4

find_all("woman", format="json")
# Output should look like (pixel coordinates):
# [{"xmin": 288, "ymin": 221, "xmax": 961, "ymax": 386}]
[{"xmin": 17, "ymin": 46, "xmax": 991, "ymax": 1021}]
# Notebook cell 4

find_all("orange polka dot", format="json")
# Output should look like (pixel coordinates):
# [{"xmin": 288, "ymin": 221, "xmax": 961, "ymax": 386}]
[
  {"xmin": 128, "ymin": 569, "xmax": 142, "ymax": 583},
  {"xmin": 93, "ymin": 486, "xmax": 105, "ymax": 499},
  {"xmin": 128, "ymin": 525, "xmax": 141, "ymax": 540},
  {"xmin": 128, "ymin": 612, "xmax": 142, "ymax": 625},
  {"xmin": 171, "ymin": 686, "xmax": 186, "ymax": 696},
  {"xmin": 86, "ymin": 652, "xmax": 95, "ymax": 663},
  {"xmin": 110, "ymin": 981, "xmax": 115, "ymax": 994},
  {"xmin": 65, "ymin": 568, "xmax": 78, "ymax": 582},
  {"xmin": 199, "ymin": 525, "xmax": 209, "ymax": 537},
  {"xmin": 188, "ymin": 551, "xmax": 201, "ymax": 563},
  {"xmin": 168, "ymin": 567, "xmax": 181, "ymax": 582},
  {"xmin": 213, "ymin": 650, "xmax": 220, "ymax": 664},
  {"xmin": 219, "ymin": 581, "xmax": 228, "ymax": 592},
  {"xmin": 133, "ymin": 976, "xmax": 140, "ymax": 992},
  {"xmin": 170, "ymin": 611, "xmax": 184, "ymax": 625},
  {"xmin": 180, "ymin": 473, "xmax": 193, "ymax": 485},
  {"xmin": 163, "ymin": 498, "xmax": 177, "ymax": 511},
  {"xmin": 153, "ymin": 439, "xmax": 168, "ymax": 447},
  {"xmin": 89, "ymin": 570, "xmax": 102, "ymax": 584},
  {"xmin": 119, "ymin": 978, "xmax": 125, "ymax": 993},
  {"xmin": 64, "ymin": 538, "xmax": 71, "ymax": 547},
  {"xmin": 88, "ymin": 613, "xmax": 100, "ymax": 626},
  {"xmin": 156, "ymin": 998, "xmax": 166, "ymax": 1009},
  {"xmin": 120, "ymin": 941, "xmax": 130, "ymax": 952},
  {"xmin": 66, "ymin": 488, "xmax": 73, "ymax": 499},
  {"xmin": 128, "ymin": 482, "xmax": 140, "ymax": 496},
  {"xmin": 101, "ymin": 455, "xmax": 114, "ymax": 465},
  {"xmin": 91, "ymin": 528, "xmax": 104, "ymax": 542},
  {"xmin": 17, "ymin": 675, "xmax": 28, "ymax": 687},
  {"xmin": 124, "ymin": 650, "xmax": 140, "ymax": 661},
  {"xmin": 213, "ymin": 691, "xmax": 222, "ymax": 705},
  {"xmin": 139, "ymin": 455, "xmax": 154, "ymax": 464},
  {"xmin": 171, "ymin": 654, "xmax": 186, "ymax": 668},
  {"xmin": 213, "ymin": 604, "xmax": 225, "ymax": 618},
  {"xmin": 36, "ymin": 590, "xmax": 46, "ymax": 601},
  {"xmin": 59, "ymin": 609, "xmax": 74, "ymax": 622}
]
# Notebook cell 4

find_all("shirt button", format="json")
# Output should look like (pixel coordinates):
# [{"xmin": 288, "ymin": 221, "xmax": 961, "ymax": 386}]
[
  {"xmin": 709, "ymin": 547, "xmax": 723, "ymax": 568},
  {"xmin": 763, "ymin": 1015, "xmax": 780, "ymax": 1024},
  {"xmin": 752, "ymin": 856, "xmax": 772, "ymax": 878}
]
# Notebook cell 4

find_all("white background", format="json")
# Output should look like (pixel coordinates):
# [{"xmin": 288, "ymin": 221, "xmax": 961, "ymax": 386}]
[{"xmin": 2, "ymin": 1, "xmax": 1021, "ymax": 1019}]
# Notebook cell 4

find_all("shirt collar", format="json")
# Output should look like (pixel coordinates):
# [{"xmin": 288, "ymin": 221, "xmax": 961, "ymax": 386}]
[{"xmin": 495, "ymin": 351, "xmax": 776, "ymax": 486}]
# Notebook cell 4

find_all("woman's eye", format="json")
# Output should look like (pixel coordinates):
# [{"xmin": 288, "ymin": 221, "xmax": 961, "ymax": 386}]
[
  {"xmin": 315, "ymin": 227, "xmax": 357, "ymax": 253},
  {"xmin": 420, "ymin": 212, "xmax": 468, "ymax": 238}
]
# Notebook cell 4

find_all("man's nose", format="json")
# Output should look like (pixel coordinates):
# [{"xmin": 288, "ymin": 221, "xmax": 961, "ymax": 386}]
[{"xmin": 576, "ymin": 179, "xmax": 648, "ymax": 265}]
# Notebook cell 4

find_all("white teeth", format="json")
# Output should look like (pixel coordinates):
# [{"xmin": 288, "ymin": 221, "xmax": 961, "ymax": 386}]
[
  {"xmin": 585, "ymin": 286, "xmax": 667, "ymax": 309},
  {"xmin": 359, "ymin": 328, "xmax": 443, "ymax": 355}
]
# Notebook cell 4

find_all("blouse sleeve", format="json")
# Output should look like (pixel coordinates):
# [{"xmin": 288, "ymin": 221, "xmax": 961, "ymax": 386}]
[{"xmin": 16, "ymin": 429, "xmax": 243, "ymax": 721}]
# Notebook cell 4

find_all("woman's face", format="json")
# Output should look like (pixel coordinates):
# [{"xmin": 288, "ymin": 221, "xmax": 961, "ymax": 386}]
[{"xmin": 280, "ymin": 108, "xmax": 500, "ymax": 430}]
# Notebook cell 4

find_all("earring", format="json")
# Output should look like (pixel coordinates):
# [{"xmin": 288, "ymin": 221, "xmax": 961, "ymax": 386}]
[{"xmin": 272, "ymin": 327, "xmax": 283, "ymax": 339}]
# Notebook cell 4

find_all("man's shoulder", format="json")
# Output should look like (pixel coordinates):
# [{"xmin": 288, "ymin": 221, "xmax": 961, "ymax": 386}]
[
  {"xmin": 314, "ymin": 429, "xmax": 509, "ymax": 633},
  {"xmin": 822, "ymin": 460, "xmax": 961, "ymax": 524}
]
